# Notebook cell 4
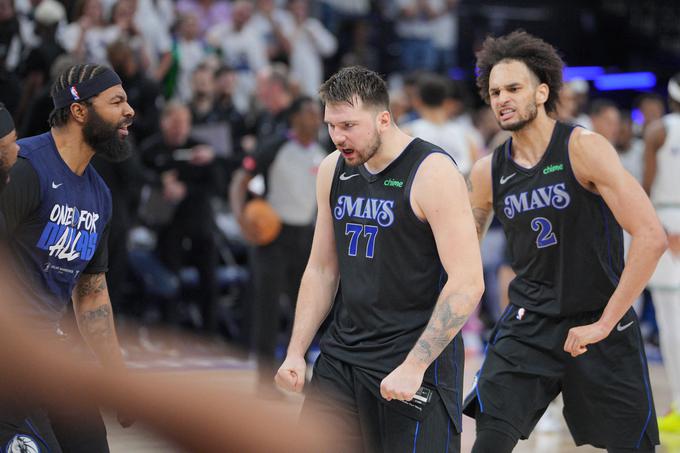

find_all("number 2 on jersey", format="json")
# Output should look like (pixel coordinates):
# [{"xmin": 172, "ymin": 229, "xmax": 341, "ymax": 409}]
[
  {"xmin": 345, "ymin": 223, "xmax": 378, "ymax": 258},
  {"xmin": 531, "ymin": 217, "xmax": 557, "ymax": 248}
]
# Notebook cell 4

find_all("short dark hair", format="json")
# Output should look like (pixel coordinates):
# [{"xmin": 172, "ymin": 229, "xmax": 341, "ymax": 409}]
[
  {"xmin": 417, "ymin": 74, "xmax": 447, "ymax": 108},
  {"xmin": 48, "ymin": 64, "xmax": 108, "ymax": 128},
  {"xmin": 588, "ymin": 98, "xmax": 618, "ymax": 117},
  {"xmin": 319, "ymin": 66, "xmax": 390, "ymax": 111},
  {"xmin": 289, "ymin": 95, "xmax": 315, "ymax": 117},
  {"xmin": 475, "ymin": 30, "xmax": 564, "ymax": 114}
]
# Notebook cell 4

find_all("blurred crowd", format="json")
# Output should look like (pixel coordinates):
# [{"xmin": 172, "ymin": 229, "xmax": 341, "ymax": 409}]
[{"xmin": 0, "ymin": 0, "xmax": 672, "ymax": 373}]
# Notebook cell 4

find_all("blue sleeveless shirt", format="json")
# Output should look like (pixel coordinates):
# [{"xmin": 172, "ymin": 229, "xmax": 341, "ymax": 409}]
[{"xmin": 8, "ymin": 132, "xmax": 112, "ymax": 323}]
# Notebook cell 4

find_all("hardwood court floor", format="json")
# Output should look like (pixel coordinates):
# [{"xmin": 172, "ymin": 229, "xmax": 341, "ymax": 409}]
[{"xmin": 107, "ymin": 348, "xmax": 678, "ymax": 452}]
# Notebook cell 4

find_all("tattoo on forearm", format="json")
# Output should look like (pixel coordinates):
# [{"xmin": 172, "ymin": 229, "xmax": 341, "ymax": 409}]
[
  {"xmin": 76, "ymin": 273, "xmax": 107, "ymax": 299},
  {"xmin": 79, "ymin": 305, "xmax": 112, "ymax": 339},
  {"xmin": 412, "ymin": 293, "xmax": 471, "ymax": 365}
]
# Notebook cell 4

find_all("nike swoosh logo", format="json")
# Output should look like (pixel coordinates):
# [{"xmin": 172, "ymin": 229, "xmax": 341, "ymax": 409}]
[
  {"xmin": 616, "ymin": 320, "xmax": 634, "ymax": 332},
  {"xmin": 51, "ymin": 182, "xmax": 63, "ymax": 189},
  {"xmin": 500, "ymin": 173, "xmax": 517, "ymax": 184},
  {"xmin": 339, "ymin": 173, "xmax": 359, "ymax": 181}
]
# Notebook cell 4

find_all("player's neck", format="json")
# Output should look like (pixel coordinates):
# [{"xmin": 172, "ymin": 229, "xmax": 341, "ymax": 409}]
[
  {"xmin": 364, "ymin": 126, "xmax": 413, "ymax": 174},
  {"xmin": 50, "ymin": 126, "xmax": 95, "ymax": 176},
  {"xmin": 509, "ymin": 114, "xmax": 556, "ymax": 166}
]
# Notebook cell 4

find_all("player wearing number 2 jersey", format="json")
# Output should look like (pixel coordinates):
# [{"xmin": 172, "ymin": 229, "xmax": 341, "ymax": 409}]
[
  {"xmin": 463, "ymin": 31, "xmax": 666, "ymax": 453},
  {"xmin": 274, "ymin": 66, "xmax": 484, "ymax": 452}
]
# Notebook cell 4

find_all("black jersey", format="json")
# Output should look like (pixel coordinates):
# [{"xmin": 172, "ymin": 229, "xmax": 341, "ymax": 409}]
[
  {"xmin": 320, "ymin": 138, "xmax": 464, "ymax": 389},
  {"xmin": 492, "ymin": 122, "xmax": 624, "ymax": 317}
]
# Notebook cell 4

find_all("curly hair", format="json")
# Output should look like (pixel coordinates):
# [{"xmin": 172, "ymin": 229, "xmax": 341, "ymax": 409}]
[
  {"xmin": 319, "ymin": 66, "xmax": 390, "ymax": 111},
  {"xmin": 475, "ymin": 30, "xmax": 564, "ymax": 114}
]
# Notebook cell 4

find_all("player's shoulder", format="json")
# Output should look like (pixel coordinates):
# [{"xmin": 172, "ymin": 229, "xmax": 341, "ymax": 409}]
[
  {"xmin": 569, "ymin": 127, "xmax": 614, "ymax": 156},
  {"xmin": 316, "ymin": 150, "xmax": 341, "ymax": 181},
  {"xmin": 17, "ymin": 132, "xmax": 52, "ymax": 158}
]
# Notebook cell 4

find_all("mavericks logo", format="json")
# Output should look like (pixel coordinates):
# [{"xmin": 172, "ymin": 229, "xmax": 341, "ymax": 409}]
[
  {"xmin": 333, "ymin": 195, "xmax": 395, "ymax": 227},
  {"xmin": 503, "ymin": 183, "xmax": 571, "ymax": 219},
  {"xmin": 6, "ymin": 434, "xmax": 40, "ymax": 453}
]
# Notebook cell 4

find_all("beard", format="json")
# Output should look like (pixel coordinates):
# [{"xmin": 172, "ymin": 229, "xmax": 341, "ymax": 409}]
[
  {"xmin": 347, "ymin": 130, "xmax": 381, "ymax": 167},
  {"xmin": 499, "ymin": 100, "xmax": 538, "ymax": 132},
  {"xmin": 82, "ymin": 107, "xmax": 132, "ymax": 162}
]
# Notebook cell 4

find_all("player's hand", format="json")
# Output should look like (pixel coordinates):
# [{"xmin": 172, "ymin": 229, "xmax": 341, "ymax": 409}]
[
  {"xmin": 380, "ymin": 362, "xmax": 426, "ymax": 401},
  {"xmin": 563, "ymin": 322, "xmax": 610, "ymax": 357},
  {"xmin": 275, "ymin": 355, "xmax": 306, "ymax": 393}
]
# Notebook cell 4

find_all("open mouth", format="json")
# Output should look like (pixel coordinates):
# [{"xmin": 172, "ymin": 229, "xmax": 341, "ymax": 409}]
[
  {"xmin": 339, "ymin": 148, "xmax": 355, "ymax": 158},
  {"xmin": 499, "ymin": 107, "xmax": 516, "ymax": 122}
]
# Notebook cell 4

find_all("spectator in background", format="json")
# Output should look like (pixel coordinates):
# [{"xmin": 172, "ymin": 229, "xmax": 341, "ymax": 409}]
[
  {"xmin": 432, "ymin": 0, "xmax": 458, "ymax": 72},
  {"xmin": 316, "ymin": 0, "xmax": 370, "ymax": 37},
  {"xmin": 168, "ymin": 12, "xmax": 214, "ymax": 102},
  {"xmin": 109, "ymin": 0, "xmax": 173, "ymax": 82},
  {"xmin": 393, "ymin": 0, "xmax": 442, "ymax": 72},
  {"xmin": 286, "ymin": 0, "xmax": 337, "ymax": 97},
  {"xmin": 140, "ymin": 102, "xmax": 222, "ymax": 334},
  {"xmin": 107, "ymin": 39, "xmax": 161, "ymax": 144},
  {"xmin": 188, "ymin": 63, "xmax": 220, "ymax": 124},
  {"xmin": 176, "ymin": 0, "xmax": 231, "ymax": 39},
  {"xmin": 20, "ymin": 54, "xmax": 78, "ymax": 138},
  {"xmin": 229, "ymin": 96, "xmax": 326, "ymax": 397},
  {"xmin": 554, "ymin": 83, "xmax": 578, "ymax": 123},
  {"xmin": 567, "ymin": 77, "xmax": 591, "ymax": 129},
  {"xmin": 208, "ymin": 1, "xmax": 267, "ymax": 114},
  {"xmin": 403, "ymin": 73, "xmax": 476, "ymax": 174},
  {"xmin": 252, "ymin": 65, "xmax": 294, "ymax": 145},
  {"xmin": 635, "ymin": 92, "xmax": 665, "ymax": 137},
  {"xmin": 214, "ymin": 65, "xmax": 247, "ymax": 157},
  {"xmin": 0, "ymin": 0, "xmax": 25, "ymax": 76},
  {"xmin": 589, "ymin": 98, "xmax": 620, "ymax": 145},
  {"xmin": 15, "ymin": 0, "xmax": 66, "ymax": 125},
  {"xmin": 249, "ymin": 0, "xmax": 294, "ymax": 65},
  {"xmin": 339, "ymin": 19, "xmax": 379, "ymax": 71},
  {"xmin": 58, "ymin": 0, "xmax": 115, "ymax": 65},
  {"xmin": 137, "ymin": 0, "xmax": 175, "ymax": 30},
  {"xmin": 616, "ymin": 110, "xmax": 645, "ymax": 184}
]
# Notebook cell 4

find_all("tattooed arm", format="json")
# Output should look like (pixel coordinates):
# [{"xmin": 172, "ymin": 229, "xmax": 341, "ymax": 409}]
[
  {"xmin": 467, "ymin": 154, "xmax": 494, "ymax": 241},
  {"xmin": 380, "ymin": 153, "xmax": 485, "ymax": 401},
  {"xmin": 72, "ymin": 273, "xmax": 125, "ymax": 369}
]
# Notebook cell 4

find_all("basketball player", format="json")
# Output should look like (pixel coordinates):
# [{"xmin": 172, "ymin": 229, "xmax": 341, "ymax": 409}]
[
  {"xmin": 0, "ymin": 103, "xmax": 18, "ymax": 196},
  {"xmin": 275, "ymin": 66, "xmax": 484, "ymax": 452},
  {"xmin": 643, "ymin": 73, "xmax": 680, "ymax": 434},
  {"xmin": 463, "ymin": 31, "xmax": 666, "ymax": 453},
  {"xmin": 0, "ymin": 63, "xmax": 134, "ymax": 452}
]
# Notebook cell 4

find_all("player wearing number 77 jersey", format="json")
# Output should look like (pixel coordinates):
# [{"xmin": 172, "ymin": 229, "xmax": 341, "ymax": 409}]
[
  {"xmin": 463, "ymin": 31, "xmax": 667, "ymax": 453},
  {"xmin": 275, "ymin": 66, "xmax": 484, "ymax": 453}
]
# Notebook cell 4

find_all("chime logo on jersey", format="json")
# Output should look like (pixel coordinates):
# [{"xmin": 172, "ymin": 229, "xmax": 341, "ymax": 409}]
[
  {"xmin": 333, "ymin": 195, "xmax": 395, "ymax": 227},
  {"xmin": 35, "ymin": 203, "xmax": 101, "ymax": 261},
  {"xmin": 503, "ymin": 183, "xmax": 571, "ymax": 219}
]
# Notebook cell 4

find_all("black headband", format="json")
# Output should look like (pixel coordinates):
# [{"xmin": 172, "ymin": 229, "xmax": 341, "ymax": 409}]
[
  {"xmin": 52, "ymin": 68, "xmax": 122, "ymax": 109},
  {"xmin": 0, "ymin": 104, "xmax": 15, "ymax": 138}
]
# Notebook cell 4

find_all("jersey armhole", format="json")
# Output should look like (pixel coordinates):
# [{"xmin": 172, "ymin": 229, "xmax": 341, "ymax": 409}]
[
  {"xmin": 565, "ymin": 126, "xmax": 602, "ymax": 199},
  {"xmin": 328, "ymin": 153, "xmax": 344, "ymax": 210}
]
